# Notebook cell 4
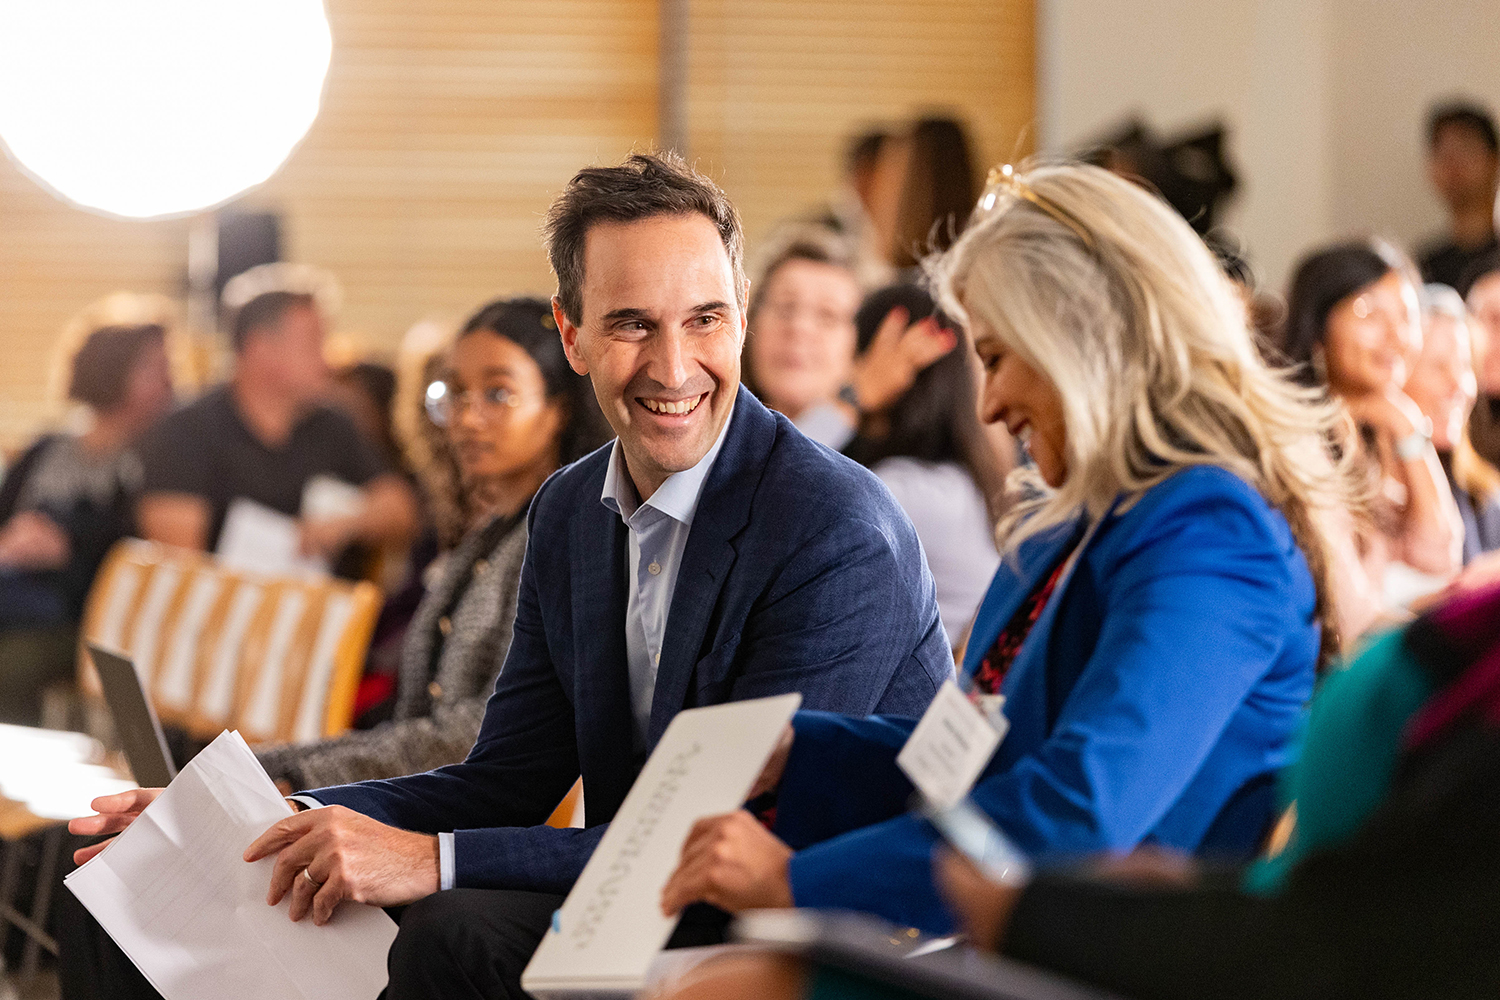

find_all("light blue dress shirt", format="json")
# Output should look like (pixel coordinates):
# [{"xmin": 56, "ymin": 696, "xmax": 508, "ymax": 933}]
[{"xmin": 600, "ymin": 406, "xmax": 735, "ymax": 753}]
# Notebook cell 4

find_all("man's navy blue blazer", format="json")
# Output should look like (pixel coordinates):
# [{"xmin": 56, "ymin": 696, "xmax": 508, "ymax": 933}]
[{"xmin": 309, "ymin": 389, "xmax": 952, "ymax": 893}]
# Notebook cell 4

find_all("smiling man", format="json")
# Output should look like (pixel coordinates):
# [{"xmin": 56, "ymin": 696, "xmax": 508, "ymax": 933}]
[{"xmin": 67, "ymin": 153, "xmax": 950, "ymax": 1000}]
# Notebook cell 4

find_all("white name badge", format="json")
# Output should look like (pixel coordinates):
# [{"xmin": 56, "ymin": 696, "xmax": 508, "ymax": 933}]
[{"xmin": 897, "ymin": 679, "xmax": 1006, "ymax": 810}]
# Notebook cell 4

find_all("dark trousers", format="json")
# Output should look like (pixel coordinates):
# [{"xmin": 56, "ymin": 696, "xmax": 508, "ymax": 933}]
[{"xmin": 59, "ymin": 882, "xmax": 727, "ymax": 1000}]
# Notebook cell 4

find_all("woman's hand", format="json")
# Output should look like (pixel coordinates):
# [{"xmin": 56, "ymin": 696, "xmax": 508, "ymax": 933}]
[
  {"xmin": 749, "ymin": 724, "xmax": 794, "ymax": 801},
  {"xmin": 935, "ymin": 848, "xmax": 1024, "ymax": 951},
  {"xmin": 660, "ymin": 810, "xmax": 794, "ymax": 915},
  {"xmin": 69, "ymin": 787, "xmax": 164, "ymax": 864},
  {"xmin": 849, "ymin": 306, "xmax": 958, "ymax": 415}
]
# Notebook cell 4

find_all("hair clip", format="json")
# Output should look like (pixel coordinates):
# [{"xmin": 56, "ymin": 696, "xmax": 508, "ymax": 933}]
[{"xmin": 978, "ymin": 164, "xmax": 1096, "ymax": 250}]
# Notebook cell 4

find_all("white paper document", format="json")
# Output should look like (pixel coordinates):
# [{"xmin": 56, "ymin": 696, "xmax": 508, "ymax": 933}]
[
  {"xmin": 521, "ymin": 692, "xmax": 803, "ymax": 998},
  {"xmin": 65, "ymin": 730, "xmax": 397, "ymax": 1000},
  {"xmin": 216, "ymin": 497, "xmax": 329, "ymax": 578}
]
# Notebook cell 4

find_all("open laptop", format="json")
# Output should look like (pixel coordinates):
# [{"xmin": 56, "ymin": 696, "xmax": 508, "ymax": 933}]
[{"xmin": 87, "ymin": 643, "xmax": 178, "ymax": 789}]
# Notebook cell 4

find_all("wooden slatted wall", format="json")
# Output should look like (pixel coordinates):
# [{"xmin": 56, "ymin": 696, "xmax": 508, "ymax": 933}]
[
  {"xmin": 685, "ymin": 0, "xmax": 1036, "ymax": 250},
  {"xmin": 0, "ymin": 0, "xmax": 1033, "ymax": 451}
]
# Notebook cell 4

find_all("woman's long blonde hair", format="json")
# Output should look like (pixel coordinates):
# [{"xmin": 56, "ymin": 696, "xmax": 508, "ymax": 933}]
[{"xmin": 931, "ymin": 162, "xmax": 1362, "ymax": 658}]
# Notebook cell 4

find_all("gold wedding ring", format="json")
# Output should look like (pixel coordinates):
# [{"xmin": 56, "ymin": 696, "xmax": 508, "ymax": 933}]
[{"xmin": 302, "ymin": 868, "xmax": 322, "ymax": 888}]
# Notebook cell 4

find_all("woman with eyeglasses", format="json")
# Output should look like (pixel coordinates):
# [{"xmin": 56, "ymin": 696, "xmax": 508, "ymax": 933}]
[
  {"xmin": 657, "ymin": 162, "xmax": 1358, "ymax": 935},
  {"xmin": 254, "ymin": 297, "xmax": 609, "ymax": 792}
]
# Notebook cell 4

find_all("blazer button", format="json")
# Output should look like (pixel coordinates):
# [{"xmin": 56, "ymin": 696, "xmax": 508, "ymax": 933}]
[
  {"xmin": 647, "ymin": 561, "xmax": 662, "ymax": 576},
  {"xmin": 438, "ymin": 616, "xmax": 453, "ymax": 636},
  {"xmin": 428, "ymin": 681, "xmax": 444, "ymax": 700}
]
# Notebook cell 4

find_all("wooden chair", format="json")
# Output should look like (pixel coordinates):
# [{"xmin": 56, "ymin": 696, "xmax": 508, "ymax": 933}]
[{"xmin": 79, "ymin": 539, "xmax": 381, "ymax": 745}]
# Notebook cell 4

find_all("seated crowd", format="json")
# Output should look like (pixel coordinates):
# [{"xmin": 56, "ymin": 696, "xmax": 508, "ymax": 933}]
[{"xmin": 0, "ymin": 101, "xmax": 1496, "ymax": 1000}]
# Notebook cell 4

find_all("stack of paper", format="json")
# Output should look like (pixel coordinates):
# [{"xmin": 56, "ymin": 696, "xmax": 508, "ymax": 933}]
[{"xmin": 65, "ymin": 730, "xmax": 397, "ymax": 1000}]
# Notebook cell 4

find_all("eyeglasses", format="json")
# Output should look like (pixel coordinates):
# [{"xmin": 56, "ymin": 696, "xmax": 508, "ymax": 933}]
[
  {"xmin": 424, "ymin": 380, "xmax": 524, "ymax": 426},
  {"xmin": 975, "ymin": 164, "xmax": 1096, "ymax": 251}
]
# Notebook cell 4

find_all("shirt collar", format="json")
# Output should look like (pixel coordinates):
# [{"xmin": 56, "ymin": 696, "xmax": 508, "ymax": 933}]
[{"xmin": 600, "ymin": 403, "xmax": 735, "ymax": 529}]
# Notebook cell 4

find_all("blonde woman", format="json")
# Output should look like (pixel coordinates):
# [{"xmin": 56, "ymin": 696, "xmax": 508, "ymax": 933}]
[{"xmin": 658, "ymin": 162, "xmax": 1355, "ymax": 934}]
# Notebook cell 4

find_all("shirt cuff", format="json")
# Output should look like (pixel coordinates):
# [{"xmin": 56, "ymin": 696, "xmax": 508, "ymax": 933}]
[
  {"xmin": 438, "ymin": 831, "xmax": 455, "ymax": 891},
  {"xmin": 288, "ymin": 795, "xmax": 327, "ymax": 811}
]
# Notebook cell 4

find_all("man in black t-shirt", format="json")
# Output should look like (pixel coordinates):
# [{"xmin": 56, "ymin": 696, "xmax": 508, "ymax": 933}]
[
  {"xmin": 135, "ymin": 290, "xmax": 417, "ymax": 568},
  {"xmin": 1417, "ymin": 101, "xmax": 1500, "ymax": 289}
]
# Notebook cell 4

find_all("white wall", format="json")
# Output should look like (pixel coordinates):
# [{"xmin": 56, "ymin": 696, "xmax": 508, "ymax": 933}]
[{"xmin": 1042, "ymin": 0, "xmax": 1500, "ymax": 293}]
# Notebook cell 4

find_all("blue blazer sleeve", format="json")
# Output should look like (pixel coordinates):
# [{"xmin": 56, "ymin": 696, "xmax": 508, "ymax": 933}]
[{"xmin": 786, "ymin": 476, "xmax": 1317, "ymax": 933}]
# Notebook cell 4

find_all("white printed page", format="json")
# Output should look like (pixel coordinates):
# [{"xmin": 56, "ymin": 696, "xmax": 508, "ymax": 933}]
[
  {"xmin": 522, "ymin": 692, "xmax": 802, "ymax": 997},
  {"xmin": 216, "ymin": 497, "xmax": 329, "ymax": 579},
  {"xmin": 65, "ymin": 730, "xmax": 397, "ymax": 1000}
]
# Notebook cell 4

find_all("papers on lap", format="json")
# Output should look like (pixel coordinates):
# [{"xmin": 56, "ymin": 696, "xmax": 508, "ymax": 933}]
[
  {"xmin": 65, "ymin": 730, "xmax": 397, "ymax": 1000},
  {"xmin": 522, "ymin": 692, "xmax": 803, "ymax": 999}
]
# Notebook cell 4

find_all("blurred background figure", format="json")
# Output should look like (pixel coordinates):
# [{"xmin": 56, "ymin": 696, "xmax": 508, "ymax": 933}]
[
  {"xmin": 1406, "ymin": 285, "xmax": 1500, "ymax": 563},
  {"xmin": 1418, "ymin": 101, "xmax": 1500, "ymax": 289},
  {"xmin": 1460, "ymin": 249, "xmax": 1500, "ymax": 468},
  {"xmin": 256, "ymin": 297, "xmax": 609, "ymax": 791},
  {"xmin": 134, "ymin": 267, "xmax": 418, "ymax": 577},
  {"xmin": 1080, "ymin": 117, "xmax": 1240, "ymax": 236},
  {"xmin": 328, "ymin": 360, "xmax": 403, "ymax": 476},
  {"xmin": 743, "ymin": 230, "xmax": 863, "ymax": 439},
  {"xmin": 1282, "ymin": 239, "xmax": 1464, "ymax": 614},
  {"xmin": 842, "ymin": 284, "xmax": 1007, "ymax": 647},
  {"xmin": 0, "ymin": 319, "xmax": 174, "ymax": 724},
  {"xmin": 885, "ymin": 116, "xmax": 978, "ymax": 272},
  {"xmin": 807, "ymin": 129, "xmax": 897, "ymax": 288}
]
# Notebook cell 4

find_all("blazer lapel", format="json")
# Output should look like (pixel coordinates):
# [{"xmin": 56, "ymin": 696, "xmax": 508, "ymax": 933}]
[
  {"xmin": 568, "ymin": 498, "xmax": 638, "ymax": 820},
  {"xmin": 646, "ymin": 390, "xmax": 775, "ymax": 749},
  {"xmin": 960, "ymin": 514, "xmax": 1088, "ymax": 680}
]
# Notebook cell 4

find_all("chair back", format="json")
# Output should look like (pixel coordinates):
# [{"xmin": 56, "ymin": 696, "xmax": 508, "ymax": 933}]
[{"xmin": 79, "ymin": 539, "xmax": 379, "ymax": 743}]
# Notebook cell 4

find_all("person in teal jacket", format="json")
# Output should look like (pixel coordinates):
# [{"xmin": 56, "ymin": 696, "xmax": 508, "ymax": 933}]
[{"xmin": 661, "ymin": 161, "xmax": 1363, "ymax": 934}]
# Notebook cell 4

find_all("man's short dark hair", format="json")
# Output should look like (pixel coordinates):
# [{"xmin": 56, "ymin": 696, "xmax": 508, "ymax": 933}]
[
  {"xmin": 1428, "ymin": 100, "xmax": 1500, "ymax": 155},
  {"xmin": 543, "ymin": 151, "xmax": 745, "ymax": 326},
  {"xmin": 69, "ymin": 324, "xmax": 166, "ymax": 411},
  {"xmin": 229, "ymin": 290, "xmax": 317, "ymax": 352}
]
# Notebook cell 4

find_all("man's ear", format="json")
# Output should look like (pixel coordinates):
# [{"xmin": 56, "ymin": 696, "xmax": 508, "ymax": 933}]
[
  {"xmin": 738, "ymin": 277, "xmax": 752, "ymax": 340},
  {"xmin": 553, "ymin": 297, "xmax": 588, "ymax": 375}
]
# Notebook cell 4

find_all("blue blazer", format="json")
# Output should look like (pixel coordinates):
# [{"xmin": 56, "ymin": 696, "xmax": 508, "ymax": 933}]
[
  {"xmin": 775, "ymin": 465, "xmax": 1319, "ymax": 932},
  {"xmin": 309, "ymin": 389, "xmax": 952, "ymax": 892}
]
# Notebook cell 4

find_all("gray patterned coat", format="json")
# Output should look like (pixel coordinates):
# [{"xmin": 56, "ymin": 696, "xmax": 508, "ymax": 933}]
[{"xmin": 256, "ymin": 514, "xmax": 527, "ymax": 790}]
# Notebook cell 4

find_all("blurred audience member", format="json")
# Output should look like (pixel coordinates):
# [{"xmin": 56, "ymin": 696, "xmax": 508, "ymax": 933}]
[
  {"xmin": 887, "ymin": 116, "xmax": 977, "ymax": 271},
  {"xmin": 354, "ymin": 320, "xmax": 463, "ymax": 723},
  {"xmin": 1407, "ymin": 285, "xmax": 1500, "ymax": 561},
  {"xmin": 0, "ymin": 322, "xmax": 173, "ymax": 723},
  {"xmin": 1417, "ymin": 101, "xmax": 1500, "ymax": 289},
  {"xmin": 329, "ymin": 360, "xmax": 402, "ymax": 473},
  {"xmin": 810, "ymin": 129, "xmax": 898, "ymax": 288},
  {"xmin": 1283, "ymin": 240, "xmax": 1464, "ymax": 607},
  {"xmin": 746, "ymin": 231, "xmax": 959, "ymax": 451},
  {"xmin": 135, "ymin": 287, "xmax": 418, "ymax": 573},
  {"xmin": 843, "ymin": 284, "xmax": 1005, "ymax": 645},
  {"xmin": 744, "ymin": 231, "xmax": 863, "ymax": 436},
  {"xmin": 1460, "ymin": 248, "xmax": 1500, "ymax": 467},
  {"xmin": 256, "ymin": 298, "xmax": 609, "ymax": 791}
]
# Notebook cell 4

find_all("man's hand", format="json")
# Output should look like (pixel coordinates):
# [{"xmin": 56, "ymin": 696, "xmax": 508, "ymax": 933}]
[
  {"xmin": 243, "ymin": 805, "xmax": 439, "ymax": 926},
  {"xmin": 661, "ymin": 810, "xmax": 793, "ymax": 915},
  {"xmin": 69, "ymin": 788, "xmax": 164, "ymax": 865},
  {"xmin": 299, "ymin": 515, "xmax": 359, "ymax": 559}
]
